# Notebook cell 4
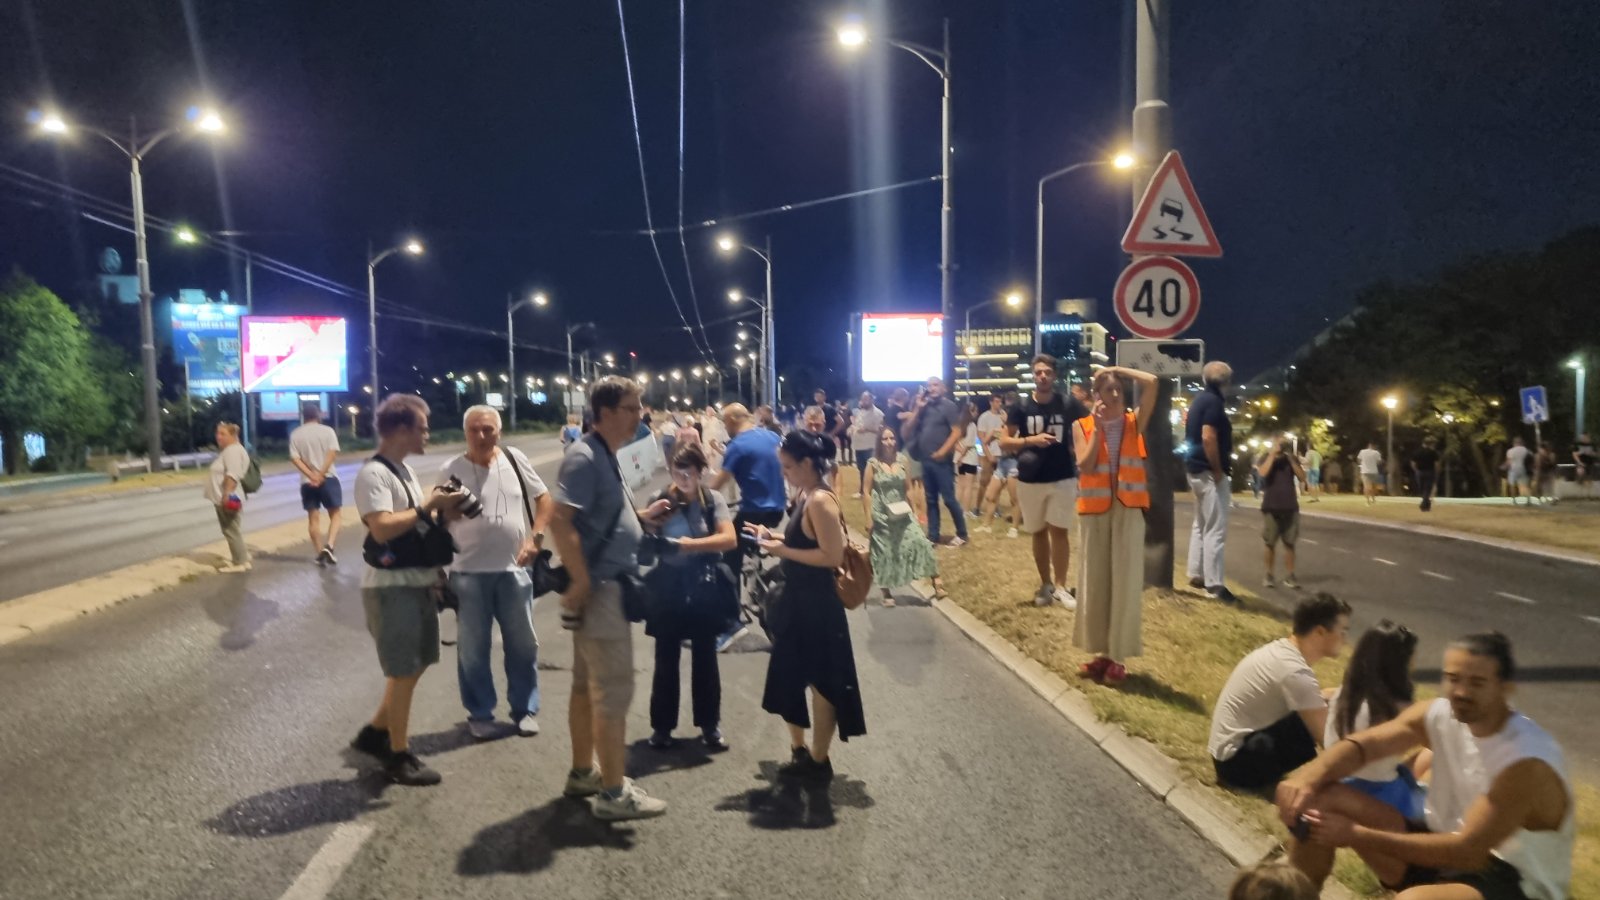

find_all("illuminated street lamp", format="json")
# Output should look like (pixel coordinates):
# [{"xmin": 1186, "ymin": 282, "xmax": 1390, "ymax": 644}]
[
  {"xmin": 368, "ymin": 238, "xmax": 425, "ymax": 404},
  {"xmin": 1381, "ymin": 394, "xmax": 1400, "ymax": 495},
  {"xmin": 1568, "ymin": 357, "xmax": 1587, "ymax": 439},
  {"xmin": 31, "ymin": 103, "xmax": 227, "ymax": 469},
  {"xmin": 717, "ymin": 236, "xmax": 775, "ymax": 407},
  {"xmin": 507, "ymin": 290, "xmax": 550, "ymax": 429},
  {"xmin": 1033, "ymin": 152, "xmax": 1135, "ymax": 354}
]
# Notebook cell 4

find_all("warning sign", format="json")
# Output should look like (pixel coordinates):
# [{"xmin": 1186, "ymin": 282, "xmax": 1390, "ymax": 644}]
[{"xmin": 1121, "ymin": 151, "xmax": 1222, "ymax": 258}]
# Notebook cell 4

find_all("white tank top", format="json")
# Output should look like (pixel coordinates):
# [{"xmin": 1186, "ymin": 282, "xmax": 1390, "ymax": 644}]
[{"xmin": 1423, "ymin": 699, "xmax": 1573, "ymax": 900}]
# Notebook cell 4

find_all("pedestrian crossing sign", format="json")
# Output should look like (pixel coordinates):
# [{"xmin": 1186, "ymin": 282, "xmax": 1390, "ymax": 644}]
[{"xmin": 1519, "ymin": 385, "xmax": 1549, "ymax": 424}]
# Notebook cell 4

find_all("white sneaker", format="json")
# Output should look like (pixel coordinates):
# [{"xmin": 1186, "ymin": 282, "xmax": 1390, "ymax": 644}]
[
  {"xmin": 591, "ymin": 778, "xmax": 668, "ymax": 821},
  {"xmin": 218, "ymin": 562, "xmax": 252, "ymax": 574},
  {"xmin": 516, "ymin": 714, "xmax": 540, "ymax": 737},
  {"xmin": 1033, "ymin": 584, "xmax": 1055, "ymax": 607},
  {"xmin": 946, "ymin": 536, "xmax": 967, "ymax": 548},
  {"xmin": 975, "ymin": 523, "xmax": 992, "ymax": 534},
  {"xmin": 467, "ymin": 719, "xmax": 499, "ymax": 740},
  {"xmin": 1006, "ymin": 527, "xmax": 1019, "ymax": 539},
  {"xmin": 563, "ymin": 768, "xmax": 603, "ymax": 798},
  {"xmin": 1053, "ymin": 586, "xmax": 1077, "ymax": 611}
]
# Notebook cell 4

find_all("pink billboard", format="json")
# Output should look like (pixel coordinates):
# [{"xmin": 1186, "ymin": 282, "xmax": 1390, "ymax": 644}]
[{"xmin": 240, "ymin": 316, "xmax": 349, "ymax": 393}]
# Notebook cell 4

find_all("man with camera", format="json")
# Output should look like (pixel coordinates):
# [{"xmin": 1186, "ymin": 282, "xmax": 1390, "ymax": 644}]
[
  {"xmin": 436, "ymin": 405, "xmax": 553, "ymax": 740},
  {"xmin": 549, "ymin": 376, "xmax": 674, "ymax": 821},
  {"xmin": 349, "ymin": 394, "xmax": 464, "ymax": 786}
]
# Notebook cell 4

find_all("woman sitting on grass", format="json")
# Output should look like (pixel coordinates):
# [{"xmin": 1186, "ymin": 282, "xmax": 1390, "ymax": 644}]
[{"xmin": 1322, "ymin": 619, "xmax": 1428, "ymax": 823}]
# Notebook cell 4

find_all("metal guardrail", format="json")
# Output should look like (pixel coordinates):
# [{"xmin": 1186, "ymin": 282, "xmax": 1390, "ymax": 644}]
[{"xmin": 107, "ymin": 452, "xmax": 218, "ymax": 480}]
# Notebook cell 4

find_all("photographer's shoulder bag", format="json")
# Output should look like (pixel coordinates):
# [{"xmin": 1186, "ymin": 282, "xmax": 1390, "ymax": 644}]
[
  {"xmin": 686, "ymin": 489, "xmax": 740, "ymax": 622},
  {"xmin": 535, "ymin": 439, "xmax": 652, "ymax": 621},
  {"xmin": 361, "ymin": 455, "xmax": 456, "ymax": 570},
  {"xmin": 506, "ymin": 447, "xmax": 566, "ymax": 598}
]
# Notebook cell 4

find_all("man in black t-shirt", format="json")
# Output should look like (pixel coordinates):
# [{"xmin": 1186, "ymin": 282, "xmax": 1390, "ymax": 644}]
[
  {"xmin": 999, "ymin": 354, "xmax": 1090, "ymax": 609},
  {"xmin": 1410, "ymin": 437, "xmax": 1441, "ymax": 512},
  {"xmin": 1184, "ymin": 361, "xmax": 1236, "ymax": 604}
]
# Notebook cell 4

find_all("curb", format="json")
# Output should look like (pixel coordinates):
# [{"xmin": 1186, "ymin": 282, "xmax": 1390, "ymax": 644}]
[
  {"xmin": 927, "ymin": 596, "xmax": 1359, "ymax": 899},
  {"xmin": 0, "ymin": 518, "xmax": 312, "ymax": 646}
]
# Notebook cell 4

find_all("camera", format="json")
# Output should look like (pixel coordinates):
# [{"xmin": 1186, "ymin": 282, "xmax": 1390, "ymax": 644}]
[{"xmin": 444, "ymin": 476, "xmax": 484, "ymax": 519}]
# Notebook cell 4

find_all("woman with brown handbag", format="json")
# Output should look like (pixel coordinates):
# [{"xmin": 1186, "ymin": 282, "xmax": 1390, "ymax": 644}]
[{"xmin": 745, "ymin": 430, "xmax": 867, "ymax": 783}]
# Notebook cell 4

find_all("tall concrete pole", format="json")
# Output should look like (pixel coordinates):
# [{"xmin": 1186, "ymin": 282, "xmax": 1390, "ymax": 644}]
[
  {"xmin": 506, "ymin": 294, "xmax": 518, "ymax": 430},
  {"xmin": 939, "ymin": 18, "xmax": 955, "ymax": 390},
  {"xmin": 130, "ymin": 152, "xmax": 164, "ymax": 472},
  {"xmin": 1133, "ymin": 0, "xmax": 1175, "ymax": 589}
]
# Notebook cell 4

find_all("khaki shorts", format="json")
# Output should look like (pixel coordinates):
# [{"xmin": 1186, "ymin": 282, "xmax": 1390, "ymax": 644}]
[
  {"xmin": 1262, "ymin": 510, "xmax": 1299, "ymax": 546},
  {"xmin": 361, "ymin": 585, "xmax": 441, "ymax": 678},
  {"xmin": 1361, "ymin": 474, "xmax": 1382, "ymax": 491},
  {"xmin": 1017, "ymin": 479, "xmax": 1078, "ymax": 534},
  {"xmin": 571, "ymin": 580, "xmax": 635, "ymax": 720}
]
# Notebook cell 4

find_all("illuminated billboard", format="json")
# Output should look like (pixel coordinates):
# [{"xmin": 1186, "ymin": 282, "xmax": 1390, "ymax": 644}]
[
  {"xmin": 241, "ymin": 316, "xmax": 349, "ymax": 393},
  {"xmin": 859, "ymin": 313, "xmax": 945, "ymax": 383},
  {"xmin": 170, "ymin": 302, "xmax": 245, "ymax": 396}
]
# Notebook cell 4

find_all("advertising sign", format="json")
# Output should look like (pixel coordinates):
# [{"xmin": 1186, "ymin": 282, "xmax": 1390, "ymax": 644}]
[
  {"xmin": 860, "ymin": 313, "xmax": 945, "ymax": 383},
  {"xmin": 241, "ymin": 316, "xmax": 349, "ymax": 393},
  {"xmin": 260, "ymin": 391, "xmax": 331, "ymax": 422},
  {"xmin": 170, "ymin": 302, "xmax": 246, "ymax": 396}
]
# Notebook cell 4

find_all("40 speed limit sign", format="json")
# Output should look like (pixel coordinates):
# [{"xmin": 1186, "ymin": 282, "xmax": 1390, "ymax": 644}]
[{"xmin": 1113, "ymin": 255, "xmax": 1201, "ymax": 339}]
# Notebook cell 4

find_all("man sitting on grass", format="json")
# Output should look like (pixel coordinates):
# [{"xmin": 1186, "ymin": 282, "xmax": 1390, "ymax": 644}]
[
  {"xmin": 1208, "ymin": 593, "xmax": 1351, "ymax": 790},
  {"xmin": 1276, "ymin": 632, "xmax": 1573, "ymax": 900}
]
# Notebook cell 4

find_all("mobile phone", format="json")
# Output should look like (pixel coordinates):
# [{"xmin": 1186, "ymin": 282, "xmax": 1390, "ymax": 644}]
[
  {"xmin": 740, "ymin": 531, "xmax": 763, "ymax": 546},
  {"xmin": 1290, "ymin": 815, "xmax": 1312, "ymax": 842}
]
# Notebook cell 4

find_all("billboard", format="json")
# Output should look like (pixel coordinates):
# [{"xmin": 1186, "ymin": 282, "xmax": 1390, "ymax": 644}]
[
  {"xmin": 241, "ymin": 316, "xmax": 349, "ymax": 393},
  {"xmin": 170, "ymin": 302, "xmax": 246, "ymax": 396},
  {"xmin": 260, "ymin": 391, "xmax": 332, "ymax": 422},
  {"xmin": 860, "ymin": 313, "xmax": 945, "ymax": 383}
]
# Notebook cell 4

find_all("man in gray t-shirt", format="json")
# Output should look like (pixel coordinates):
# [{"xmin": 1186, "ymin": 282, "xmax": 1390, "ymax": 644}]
[
  {"xmin": 903, "ymin": 376, "xmax": 968, "ymax": 545},
  {"xmin": 289, "ymin": 404, "xmax": 343, "ymax": 566},
  {"xmin": 549, "ymin": 376, "xmax": 672, "ymax": 821}
]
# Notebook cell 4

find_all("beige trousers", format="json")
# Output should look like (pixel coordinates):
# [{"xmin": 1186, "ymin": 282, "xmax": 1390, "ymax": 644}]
[{"xmin": 1073, "ymin": 503, "xmax": 1145, "ymax": 661}]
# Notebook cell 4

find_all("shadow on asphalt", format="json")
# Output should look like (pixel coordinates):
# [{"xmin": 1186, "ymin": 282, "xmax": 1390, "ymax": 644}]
[
  {"xmin": 713, "ymin": 759, "xmax": 874, "ymax": 830},
  {"xmin": 410, "ymin": 725, "xmax": 488, "ymax": 757},
  {"xmin": 1415, "ymin": 665, "xmax": 1600, "ymax": 684},
  {"xmin": 200, "ymin": 589, "xmax": 282, "ymax": 651},
  {"xmin": 206, "ymin": 771, "xmax": 391, "ymax": 837},
  {"xmin": 457, "ymin": 797, "xmax": 637, "ymax": 875},
  {"xmin": 625, "ymin": 737, "xmax": 720, "ymax": 777}
]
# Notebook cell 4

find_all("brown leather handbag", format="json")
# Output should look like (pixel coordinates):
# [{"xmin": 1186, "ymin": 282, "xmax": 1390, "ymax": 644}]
[{"xmin": 819, "ymin": 491, "xmax": 872, "ymax": 610}]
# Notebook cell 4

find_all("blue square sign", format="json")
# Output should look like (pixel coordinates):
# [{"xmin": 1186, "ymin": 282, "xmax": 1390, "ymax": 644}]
[{"xmin": 1519, "ymin": 386, "xmax": 1549, "ymax": 424}]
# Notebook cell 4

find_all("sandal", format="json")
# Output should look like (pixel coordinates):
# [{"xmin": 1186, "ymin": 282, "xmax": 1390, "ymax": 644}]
[{"xmin": 1078, "ymin": 656, "xmax": 1113, "ymax": 682}]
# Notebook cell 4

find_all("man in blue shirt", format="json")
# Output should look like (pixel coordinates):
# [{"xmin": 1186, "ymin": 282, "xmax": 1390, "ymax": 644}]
[
  {"xmin": 1184, "ymin": 361, "xmax": 1237, "ymax": 604},
  {"xmin": 709, "ymin": 403, "xmax": 786, "ymax": 649}
]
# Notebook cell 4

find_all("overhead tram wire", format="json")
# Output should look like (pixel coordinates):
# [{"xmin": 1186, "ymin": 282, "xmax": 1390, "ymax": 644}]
[
  {"xmin": 589, "ymin": 175, "xmax": 941, "ymax": 236},
  {"xmin": 614, "ymin": 0, "xmax": 713, "ymax": 365},
  {"xmin": 673, "ymin": 0, "xmax": 713, "ymax": 357}
]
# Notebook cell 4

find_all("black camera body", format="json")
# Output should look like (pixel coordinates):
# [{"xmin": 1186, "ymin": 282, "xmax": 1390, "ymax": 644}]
[{"xmin": 444, "ymin": 475, "xmax": 484, "ymax": 519}]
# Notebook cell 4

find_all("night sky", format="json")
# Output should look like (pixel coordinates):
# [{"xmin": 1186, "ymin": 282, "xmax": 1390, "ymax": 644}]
[{"xmin": 3, "ymin": 1, "xmax": 1596, "ymax": 390}]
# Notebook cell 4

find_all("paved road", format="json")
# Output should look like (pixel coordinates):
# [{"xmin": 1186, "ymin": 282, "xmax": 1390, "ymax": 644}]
[
  {"xmin": 1176, "ymin": 498, "xmax": 1600, "ymax": 780},
  {"xmin": 0, "ymin": 458, "xmax": 1236, "ymax": 899},
  {"xmin": 0, "ymin": 435, "xmax": 564, "ymax": 603}
]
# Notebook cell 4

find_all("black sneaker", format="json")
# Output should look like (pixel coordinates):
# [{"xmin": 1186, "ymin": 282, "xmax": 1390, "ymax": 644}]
[
  {"xmin": 777, "ymin": 747, "xmax": 832, "ymax": 782},
  {"xmin": 350, "ymin": 724, "xmax": 391, "ymax": 761},
  {"xmin": 1208, "ymin": 586, "xmax": 1240, "ymax": 605},
  {"xmin": 702, "ymin": 728, "xmax": 730, "ymax": 752},
  {"xmin": 385, "ymin": 750, "xmax": 442, "ymax": 786},
  {"xmin": 319, "ymin": 546, "xmax": 338, "ymax": 566},
  {"xmin": 1188, "ymin": 576, "xmax": 1206, "ymax": 589}
]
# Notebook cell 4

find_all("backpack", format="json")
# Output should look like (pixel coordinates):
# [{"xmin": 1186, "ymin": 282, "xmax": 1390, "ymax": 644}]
[
  {"xmin": 239, "ymin": 453, "xmax": 263, "ymax": 494},
  {"xmin": 816, "ymin": 491, "xmax": 872, "ymax": 610}
]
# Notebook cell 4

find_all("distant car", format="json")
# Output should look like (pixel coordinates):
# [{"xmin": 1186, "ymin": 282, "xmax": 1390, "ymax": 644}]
[{"xmin": 1159, "ymin": 198, "xmax": 1185, "ymax": 222}]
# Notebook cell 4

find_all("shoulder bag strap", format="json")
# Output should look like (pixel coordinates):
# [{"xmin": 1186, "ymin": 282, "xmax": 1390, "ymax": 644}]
[
  {"xmin": 578, "ymin": 437, "xmax": 631, "ymax": 571},
  {"xmin": 369, "ymin": 454, "xmax": 419, "ymax": 510},
  {"xmin": 505, "ymin": 448, "xmax": 537, "ymax": 529}
]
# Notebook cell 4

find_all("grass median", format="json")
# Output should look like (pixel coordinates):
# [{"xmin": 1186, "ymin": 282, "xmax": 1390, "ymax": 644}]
[
  {"xmin": 1292, "ymin": 492, "xmax": 1600, "ymax": 561},
  {"xmin": 834, "ymin": 467, "xmax": 1598, "ymax": 897}
]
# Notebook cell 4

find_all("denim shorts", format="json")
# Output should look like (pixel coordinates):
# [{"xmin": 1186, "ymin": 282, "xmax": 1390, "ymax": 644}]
[
  {"xmin": 993, "ymin": 458, "xmax": 1018, "ymax": 480},
  {"xmin": 300, "ymin": 477, "xmax": 343, "ymax": 511}
]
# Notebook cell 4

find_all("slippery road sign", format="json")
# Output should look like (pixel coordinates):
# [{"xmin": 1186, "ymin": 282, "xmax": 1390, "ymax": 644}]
[{"xmin": 1121, "ymin": 151, "xmax": 1222, "ymax": 258}]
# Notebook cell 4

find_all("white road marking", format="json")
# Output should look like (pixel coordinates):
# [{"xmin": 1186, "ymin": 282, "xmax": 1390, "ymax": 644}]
[
  {"xmin": 1331, "ymin": 546, "xmax": 1352, "ymax": 555},
  {"xmin": 278, "ymin": 822, "xmax": 373, "ymax": 900},
  {"xmin": 1584, "ymin": 616, "xmax": 1600, "ymax": 627},
  {"xmin": 1300, "ymin": 538, "xmax": 1318, "ymax": 545},
  {"xmin": 1422, "ymin": 570, "xmax": 1454, "ymax": 581},
  {"xmin": 1494, "ymin": 591, "xmax": 1536, "ymax": 605},
  {"xmin": 1372, "ymin": 557, "xmax": 1398, "ymax": 566}
]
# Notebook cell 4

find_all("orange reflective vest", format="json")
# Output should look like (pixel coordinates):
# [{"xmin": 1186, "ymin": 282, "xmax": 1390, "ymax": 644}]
[{"xmin": 1076, "ymin": 412, "xmax": 1149, "ymax": 514}]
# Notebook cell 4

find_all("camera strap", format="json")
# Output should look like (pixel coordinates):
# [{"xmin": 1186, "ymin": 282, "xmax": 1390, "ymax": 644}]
[{"xmin": 368, "ymin": 454, "xmax": 421, "ymax": 513}]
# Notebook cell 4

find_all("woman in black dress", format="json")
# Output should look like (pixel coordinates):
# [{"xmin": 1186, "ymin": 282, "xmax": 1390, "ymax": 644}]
[{"xmin": 746, "ymin": 430, "xmax": 866, "ymax": 782}]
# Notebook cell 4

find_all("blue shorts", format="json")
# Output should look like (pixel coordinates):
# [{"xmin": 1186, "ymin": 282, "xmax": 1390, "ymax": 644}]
[
  {"xmin": 994, "ymin": 458, "xmax": 1018, "ymax": 481},
  {"xmin": 301, "ymin": 477, "xmax": 343, "ymax": 511},
  {"xmin": 1343, "ymin": 764, "xmax": 1424, "ymax": 824},
  {"xmin": 1306, "ymin": 470, "xmax": 1321, "ymax": 486}
]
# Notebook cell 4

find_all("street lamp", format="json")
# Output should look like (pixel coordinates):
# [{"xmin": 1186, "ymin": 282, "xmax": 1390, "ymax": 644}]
[
  {"xmin": 1568, "ymin": 357, "xmax": 1587, "ymax": 440},
  {"xmin": 838, "ymin": 18, "xmax": 954, "ymax": 387},
  {"xmin": 506, "ymin": 290, "xmax": 549, "ymax": 430},
  {"xmin": 367, "ymin": 238, "xmax": 425, "ymax": 405},
  {"xmin": 962, "ymin": 290, "xmax": 1026, "ymax": 395},
  {"xmin": 31, "ymin": 104, "xmax": 227, "ymax": 470},
  {"xmin": 1381, "ymin": 394, "xmax": 1400, "ymax": 496},
  {"xmin": 1033, "ymin": 152, "xmax": 1135, "ymax": 354},
  {"xmin": 717, "ymin": 236, "xmax": 775, "ymax": 407}
]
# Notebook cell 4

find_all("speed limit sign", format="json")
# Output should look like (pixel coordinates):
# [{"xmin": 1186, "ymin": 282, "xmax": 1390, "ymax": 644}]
[{"xmin": 1113, "ymin": 256, "xmax": 1201, "ymax": 339}]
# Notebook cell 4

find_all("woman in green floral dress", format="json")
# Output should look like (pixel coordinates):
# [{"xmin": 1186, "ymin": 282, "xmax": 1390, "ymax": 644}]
[{"xmin": 861, "ymin": 427, "xmax": 944, "ymax": 607}]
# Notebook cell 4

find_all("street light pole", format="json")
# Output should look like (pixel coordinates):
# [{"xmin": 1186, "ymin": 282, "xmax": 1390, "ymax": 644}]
[
  {"xmin": 1033, "ymin": 158, "xmax": 1132, "ymax": 355},
  {"xmin": 765, "ymin": 235, "xmax": 776, "ymax": 410},
  {"xmin": 366, "ymin": 239, "xmax": 424, "ymax": 414},
  {"xmin": 506, "ymin": 291, "xmax": 549, "ymax": 431},
  {"xmin": 1570, "ymin": 359, "xmax": 1587, "ymax": 439}
]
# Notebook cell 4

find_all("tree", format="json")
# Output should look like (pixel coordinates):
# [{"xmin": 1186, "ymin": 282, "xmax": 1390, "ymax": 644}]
[{"xmin": 0, "ymin": 271, "xmax": 113, "ymax": 474}]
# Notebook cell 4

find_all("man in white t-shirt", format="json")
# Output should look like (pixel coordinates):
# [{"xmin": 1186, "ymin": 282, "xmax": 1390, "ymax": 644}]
[
  {"xmin": 1357, "ymin": 442, "xmax": 1384, "ymax": 505},
  {"xmin": 1504, "ymin": 436, "xmax": 1532, "ymax": 505},
  {"xmin": 1209, "ymin": 593, "xmax": 1352, "ymax": 789},
  {"xmin": 1278, "ymin": 633, "xmax": 1573, "ymax": 900},
  {"xmin": 849, "ymin": 392, "xmax": 885, "ymax": 498},
  {"xmin": 349, "ymin": 394, "xmax": 463, "ymax": 787},
  {"xmin": 289, "ymin": 403, "xmax": 343, "ymax": 566},
  {"xmin": 437, "ymin": 406, "xmax": 553, "ymax": 740}
]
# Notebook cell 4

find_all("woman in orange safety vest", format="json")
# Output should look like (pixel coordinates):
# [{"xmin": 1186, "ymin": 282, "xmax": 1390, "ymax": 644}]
[{"xmin": 1071, "ymin": 365, "xmax": 1159, "ymax": 685}]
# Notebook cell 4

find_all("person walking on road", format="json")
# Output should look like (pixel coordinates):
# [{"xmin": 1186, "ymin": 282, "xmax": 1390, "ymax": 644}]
[
  {"xmin": 1534, "ymin": 440, "xmax": 1558, "ymax": 505},
  {"xmin": 1504, "ymin": 436, "xmax": 1532, "ymax": 505},
  {"xmin": 1258, "ymin": 438, "xmax": 1307, "ymax": 590},
  {"xmin": 848, "ymin": 391, "xmax": 884, "ymax": 498},
  {"xmin": 1409, "ymin": 437, "xmax": 1440, "ymax": 512},
  {"xmin": 863, "ymin": 427, "xmax": 942, "ymax": 607},
  {"xmin": 1072, "ymin": 366, "xmax": 1157, "ymax": 686},
  {"xmin": 641, "ymin": 443, "xmax": 738, "ymax": 751},
  {"xmin": 1001, "ymin": 355, "xmax": 1090, "ymax": 608},
  {"xmin": 289, "ymin": 403, "xmax": 343, "ymax": 565},
  {"xmin": 1184, "ymin": 361, "xmax": 1237, "ymax": 604},
  {"xmin": 972, "ymin": 393, "xmax": 1006, "ymax": 520},
  {"xmin": 1356, "ymin": 441, "xmax": 1383, "ymax": 505},
  {"xmin": 437, "ymin": 405, "xmax": 553, "ymax": 740},
  {"xmin": 1301, "ymin": 444, "xmax": 1323, "ymax": 503},
  {"xmin": 549, "ymin": 377, "xmax": 675, "ymax": 821},
  {"xmin": 1573, "ymin": 433, "xmax": 1595, "ymax": 485},
  {"xmin": 349, "ymin": 394, "xmax": 464, "ymax": 786},
  {"xmin": 902, "ymin": 376, "xmax": 969, "ymax": 548},
  {"xmin": 747, "ymin": 430, "xmax": 866, "ymax": 783},
  {"xmin": 206, "ymin": 422, "xmax": 252, "ymax": 573}
]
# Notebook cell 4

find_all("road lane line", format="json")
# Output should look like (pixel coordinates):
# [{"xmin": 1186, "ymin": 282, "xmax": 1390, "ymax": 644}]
[
  {"xmin": 1331, "ymin": 546, "xmax": 1352, "ymax": 554},
  {"xmin": 1372, "ymin": 557, "xmax": 1398, "ymax": 566},
  {"xmin": 1584, "ymin": 616, "xmax": 1600, "ymax": 627},
  {"xmin": 278, "ymin": 822, "xmax": 374, "ymax": 900},
  {"xmin": 1300, "ymin": 538, "xmax": 1318, "ymax": 545},
  {"xmin": 1494, "ymin": 591, "xmax": 1536, "ymax": 605},
  {"xmin": 1422, "ymin": 570, "xmax": 1454, "ymax": 581}
]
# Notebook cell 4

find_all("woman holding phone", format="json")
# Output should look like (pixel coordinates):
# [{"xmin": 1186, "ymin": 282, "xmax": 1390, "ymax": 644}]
[{"xmin": 746, "ymin": 430, "xmax": 866, "ymax": 781}]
